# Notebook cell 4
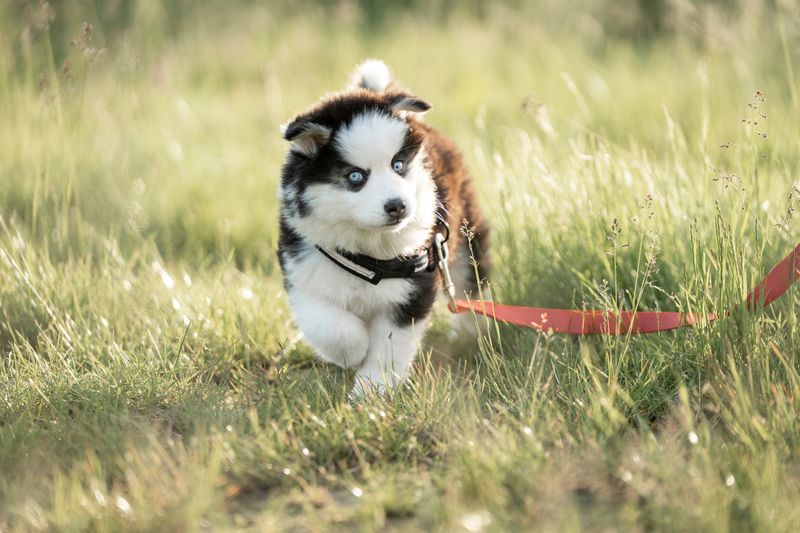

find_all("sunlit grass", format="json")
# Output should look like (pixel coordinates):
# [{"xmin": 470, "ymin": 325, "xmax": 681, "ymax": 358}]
[{"xmin": 1, "ymin": 1, "xmax": 800, "ymax": 530}]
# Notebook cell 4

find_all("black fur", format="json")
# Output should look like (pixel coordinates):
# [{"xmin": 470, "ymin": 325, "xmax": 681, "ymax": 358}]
[
  {"xmin": 277, "ymin": 217, "xmax": 304, "ymax": 289},
  {"xmin": 392, "ymin": 272, "xmax": 438, "ymax": 327}
]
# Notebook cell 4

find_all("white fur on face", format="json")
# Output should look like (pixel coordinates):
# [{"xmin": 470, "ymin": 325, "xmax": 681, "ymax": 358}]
[
  {"xmin": 334, "ymin": 113, "xmax": 416, "ymax": 231},
  {"xmin": 286, "ymin": 111, "xmax": 437, "ymax": 258},
  {"xmin": 334, "ymin": 111, "xmax": 408, "ymax": 170}
]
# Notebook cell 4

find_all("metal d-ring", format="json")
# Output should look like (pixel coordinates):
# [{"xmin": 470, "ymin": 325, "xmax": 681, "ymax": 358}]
[
  {"xmin": 434, "ymin": 230, "xmax": 457, "ymax": 312},
  {"xmin": 436, "ymin": 219, "xmax": 450, "ymax": 243}
]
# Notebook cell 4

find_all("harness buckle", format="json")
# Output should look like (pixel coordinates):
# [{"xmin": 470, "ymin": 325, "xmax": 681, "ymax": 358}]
[{"xmin": 434, "ymin": 231, "xmax": 457, "ymax": 312}]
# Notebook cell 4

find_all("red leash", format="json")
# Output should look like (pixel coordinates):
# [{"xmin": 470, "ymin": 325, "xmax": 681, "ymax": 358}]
[{"xmin": 448, "ymin": 242, "xmax": 800, "ymax": 335}]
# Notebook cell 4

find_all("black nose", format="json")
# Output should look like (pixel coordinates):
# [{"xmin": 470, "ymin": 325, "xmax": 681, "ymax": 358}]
[{"xmin": 384, "ymin": 198, "xmax": 406, "ymax": 219}]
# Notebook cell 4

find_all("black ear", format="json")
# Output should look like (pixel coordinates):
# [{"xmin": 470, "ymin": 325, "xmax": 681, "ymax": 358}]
[
  {"xmin": 282, "ymin": 119, "xmax": 332, "ymax": 157},
  {"xmin": 386, "ymin": 93, "xmax": 432, "ymax": 114}
]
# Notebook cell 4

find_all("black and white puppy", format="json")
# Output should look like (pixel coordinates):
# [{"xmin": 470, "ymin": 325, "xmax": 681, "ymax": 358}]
[{"xmin": 278, "ymin": 60, "xmax": 489, "ymax": 398}]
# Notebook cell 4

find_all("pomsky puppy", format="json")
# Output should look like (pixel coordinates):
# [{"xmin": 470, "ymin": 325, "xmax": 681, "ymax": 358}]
[{"xmin": 278, "ymin": 60, "xmax": 489, "ymax": 398}]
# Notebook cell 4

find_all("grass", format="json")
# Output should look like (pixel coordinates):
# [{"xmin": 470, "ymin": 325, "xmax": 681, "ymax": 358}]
[{"xmin": 1, "ymin": 0, "xmax": 800, "ymax": 530}]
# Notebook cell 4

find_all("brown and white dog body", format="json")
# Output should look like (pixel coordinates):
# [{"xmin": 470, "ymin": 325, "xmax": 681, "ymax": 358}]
[{"xmin": 278, "ymin": 60, "xmax": 489, "ymax": 398}]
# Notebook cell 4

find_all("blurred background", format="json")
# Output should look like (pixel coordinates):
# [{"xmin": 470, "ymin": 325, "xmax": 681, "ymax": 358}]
[{"xmin": 1, "ymin": 0, "xmax": 798, "ymax": 276}]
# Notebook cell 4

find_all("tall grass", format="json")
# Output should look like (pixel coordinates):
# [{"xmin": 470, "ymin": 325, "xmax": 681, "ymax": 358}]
[{"xmin": 1, "ymin": 0, "xmax": 800, "ymax": 530}]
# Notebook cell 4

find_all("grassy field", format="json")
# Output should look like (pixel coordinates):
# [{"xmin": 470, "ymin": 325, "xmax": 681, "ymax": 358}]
[{"xmin": 2, "ymin": 0, "xmax": 800, "ymax": 530}]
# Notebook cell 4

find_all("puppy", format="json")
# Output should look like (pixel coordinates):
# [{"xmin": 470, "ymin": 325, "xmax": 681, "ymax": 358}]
[{"xmin": 278, "ymin": 60, "xmax": 489, "ymax": 398}]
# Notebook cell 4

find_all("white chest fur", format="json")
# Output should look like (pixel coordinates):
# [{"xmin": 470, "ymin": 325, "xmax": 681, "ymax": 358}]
[{"xmin": 284, "ymin": 245, "xmax": 412, "ymax": 319}]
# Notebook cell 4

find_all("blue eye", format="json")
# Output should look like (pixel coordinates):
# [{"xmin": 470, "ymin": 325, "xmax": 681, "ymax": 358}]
[
  {"xmin": 347, "ymin": 170, "xmax": 365, "ymax": 185},
  {"xmin": 392, "ymin": 160, "xmax": 405, "ymax": 173}
]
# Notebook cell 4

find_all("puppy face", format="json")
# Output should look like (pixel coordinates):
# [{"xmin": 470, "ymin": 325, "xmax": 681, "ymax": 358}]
[
  {"xmin": 329, "ymin": 111, "xmax": 420, "ymax": 230},
  {"xmin": 281, "ymin": 92, "xmax": 434, "ymax": 245}
]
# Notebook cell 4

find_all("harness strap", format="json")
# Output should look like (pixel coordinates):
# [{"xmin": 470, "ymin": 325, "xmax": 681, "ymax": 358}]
[
  {"xmin": 315, "ymin": 219, "xmax": 450, "ymax": 285},
  {"xmin": 315, "ymin": 245, "xmax": 433, "ymax": 285}
]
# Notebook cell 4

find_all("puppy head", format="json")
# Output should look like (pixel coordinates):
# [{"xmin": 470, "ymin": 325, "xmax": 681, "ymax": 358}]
[{"xmin": 281, "ymin": 90, "xmax": 433, "ymax": 241}]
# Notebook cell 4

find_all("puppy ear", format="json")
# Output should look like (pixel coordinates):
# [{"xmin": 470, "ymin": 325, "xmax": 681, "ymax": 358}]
[
  {"xmin": 282, "ymin": 120, "xmax": 332, "ymax": 157},
  {"xmin": 387, "ymin": 93, "xmax": 432, "ymax": 114}
]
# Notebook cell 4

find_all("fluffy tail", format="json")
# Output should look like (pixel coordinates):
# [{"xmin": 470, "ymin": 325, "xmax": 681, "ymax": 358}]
[{"xmin": 350, "ymin": 59, "xmax": 393, "ymax": 92}]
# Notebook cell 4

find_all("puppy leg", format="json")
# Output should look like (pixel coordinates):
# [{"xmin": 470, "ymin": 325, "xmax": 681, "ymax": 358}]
[
  {"xmin": 351, "ymin": 315, "xmax": 427, "ymax": 399},
  {"xmin": 289, "ymin": 290, "xmax": 369, "ymax": 369}
]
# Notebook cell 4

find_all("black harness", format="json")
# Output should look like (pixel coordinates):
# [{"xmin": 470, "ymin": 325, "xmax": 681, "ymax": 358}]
[
  {"xmin": 315, "ymin": 221, "xmax": 449, "ymax": 285},
  {"xmin": 315, "ymin": 245, "xmax": 434, "ymax": 285}
]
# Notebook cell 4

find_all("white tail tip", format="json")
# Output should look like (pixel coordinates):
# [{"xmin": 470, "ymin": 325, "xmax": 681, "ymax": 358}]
[{"xmin": 351, "ymin": 59, "xmax": 392, "ymax": 92}]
